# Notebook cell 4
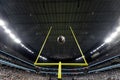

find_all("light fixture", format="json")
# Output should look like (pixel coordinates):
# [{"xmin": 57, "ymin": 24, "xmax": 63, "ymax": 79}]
[
  {"xmin": 104, "ymin": 26, "xmax": 120, "ymax": 44},
  {"xmin": 40, "ymin": 56, "xmax": 47, "ymax": 60},
  {"xmin": 110, "ymin": 32, "xmax": 118, "ymax": 39},
  {"xmin": 5, "ymin": 28, "xmax": 11, "ymax": 34},
  {"xmin": 76, "ymin": 56, "xmax": 82, "ymax": 60},
  {"xmin": 0, "ymin": 19, "xmax": 34, "ymax": 54},
  {"xmin": 104, "ymin": 37, "xmax": 112, "ymax": 43},
  {"xmin": 90, "ymin": 43, "xmax": 105, "ymax": 54},
  {"xmin": 20, "ymin": 43, "xmax": 34, "ymax": 54},
  {"xmin": 2, "ymin": 26, "xmax": 7, "ymax": 30},
  {"xmin": 14, "ymin": 38, "xmax": 21, "ymax": 44},
  {"xmin": 104, "ymin": 31, "xmax": 119, "ymax": 43},
  {"xmin": 0, "ymin": 19, "xmax": 5, "ymax": 26},
  {"xmin": 20, "ymin": 44, "xmax": 25, "ymax": 47},
  {"xmin": 116, "ymin": 27, "xmax": 120, "ymax": 32},
  {"xmin": 9, "ymin": 33, "xmax": 16, "ymax": 39}
]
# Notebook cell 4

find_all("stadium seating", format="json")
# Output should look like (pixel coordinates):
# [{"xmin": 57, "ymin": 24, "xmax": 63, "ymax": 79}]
[
  {"xmin": 0, "ymin": 65, "xmax": 49, "ymax": 80},
  {"xmin": 0, "ymin": 65, "xmax": 120, "ymax": 80}
]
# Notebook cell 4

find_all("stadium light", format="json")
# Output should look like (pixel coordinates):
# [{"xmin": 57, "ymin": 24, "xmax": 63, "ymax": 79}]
[
  {"xmin": 40, "ymin": 56, "xmax": 47, "ymax": 60},
  {"xmin": 14, "ymin": 38, "xmax": 21, "ymax": 44},
  {"xmin": 90, "ymin": 43, "xmax": 105, "ymax": 54},
  {"xmin": 20, "ymin": 43, "xmax": 25, "ymax": 47},
  {"xmin": 110, "ymin": 32, "xmax": 118, "ymax": 39},
  {"xmin": 104, "ymin": 31, "xmax": 119, "ymax": 43},
  {"xmin": 5, "ymin": 28, "xmax": 11, "ymax": 34},
  {"xmin": 0, "ymin": 20, "xmax": 21, "ymax": 44},
  {"xmin": 104, "ymin": 26, "xmax": 120, "ymax": 43},
  {"xmin": 9, "ymin": 33, "xmax": 16, "ymax": 39},
  {"xmin": 76, "ymin": 56, "xmax": 82, "ymax": 60},
  {"xmin": 104, "ymin": 37, "xmax": 112, "ymax": 43},
  {"xmin": 0, "ymin": 19, "xmax": 34, "ymax": 54},
  {"xmin": 4, "ymin": 28, "xmax": 21, "ymax": 44},
  {"xmin": 2, "ymin": 26, "xmax": 7, "ymax": 30},
  {"xmin": 104, "ymin": 33, "xmax": 117, "ymax": 43},
  {"xmin": 20, "ymin": 43, "xmax": 34, "ymax": 54},
  {"xmin": 0, "ymin": 19, "xmax": 5, "ymax": 26},
  {"xmin": 116, "ymin": 27, "xmax": 120, "ymax": 32}
]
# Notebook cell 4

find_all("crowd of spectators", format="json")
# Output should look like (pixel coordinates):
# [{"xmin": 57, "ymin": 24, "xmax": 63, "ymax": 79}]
[
  {"xmin": 0, "ymin": 65, "xmax": 49, "ymax": 80},
  {"xmin": 75, "ymin": 69, "xmax": 120, "ymax": 80},
  {"xmin": 0, "ymin": 64, "xmax": 120, "ymax": 80}
]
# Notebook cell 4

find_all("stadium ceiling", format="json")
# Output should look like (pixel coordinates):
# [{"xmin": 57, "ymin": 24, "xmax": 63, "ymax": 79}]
[{"xmin": 0, "ymin": 0, "xmax": 120, "ymax": 63}]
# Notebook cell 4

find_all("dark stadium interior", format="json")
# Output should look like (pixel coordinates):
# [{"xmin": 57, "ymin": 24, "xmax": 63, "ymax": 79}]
[{"xmin": 0, "ymin": 0, "xmax": 120, "ymax": 80}]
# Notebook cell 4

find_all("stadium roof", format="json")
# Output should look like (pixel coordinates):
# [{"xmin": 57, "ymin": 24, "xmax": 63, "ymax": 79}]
[{"xmin": 0, "ymin": 0, "xmax": 120, "ymax": 66}]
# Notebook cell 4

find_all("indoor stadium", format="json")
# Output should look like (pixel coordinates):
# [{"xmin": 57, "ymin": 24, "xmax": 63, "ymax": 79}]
[{"xmin": 0, "ymin": 0, "xmax": 120, "ymax": 80}]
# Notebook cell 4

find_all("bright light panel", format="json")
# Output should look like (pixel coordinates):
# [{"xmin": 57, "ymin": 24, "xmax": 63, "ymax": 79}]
[
  {"xmin": 14, "ymin": 38, "xmax": 21, "ymax": 44},
  {"xmin": 40, "ymin": 56, "xmax": 47, "ymax": 60},
  {"xmin": 9, "ymin": 33, "xmax": 16, "ymax": 39},
  {"xmin": 0, "ymin": 19, "xmax": 5, "ymax": 26},
  {"xmin": 76, "ymin": 56, "xmax": 82, "ymax": 60},
  {"xmin": 116, "ymin": 27, "xmax": 120, "ymax": 32},
  {"xmin": 104, "ymin": 27, "xmax": 120, "ymax": 43},
  {"xmin": 0, "ymin": 19, "xmax": 34, "ymax": 54},
  {"xmin": 5, "ymin": 28, "xmax": 11, "ymax": 34},
  {"xmin": 104, "ymin": 37, "xmax": 112, "ymax": 43},
  {"xmin": 2, "ymin": 26, "xmax": 7, "ymax": 30},
  {"xmin": 110, "ymin": 32, "xmax": 118, "ymax": 39},
  {"xmin": 20, "ymin": 43, "xmax": 34, "ymax": 53}
]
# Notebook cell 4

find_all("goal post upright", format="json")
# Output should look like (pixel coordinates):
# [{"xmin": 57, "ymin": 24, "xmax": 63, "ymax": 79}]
[{"xmin": 34, "ymin": 26, "xmax": 88, "ymax": 79}]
